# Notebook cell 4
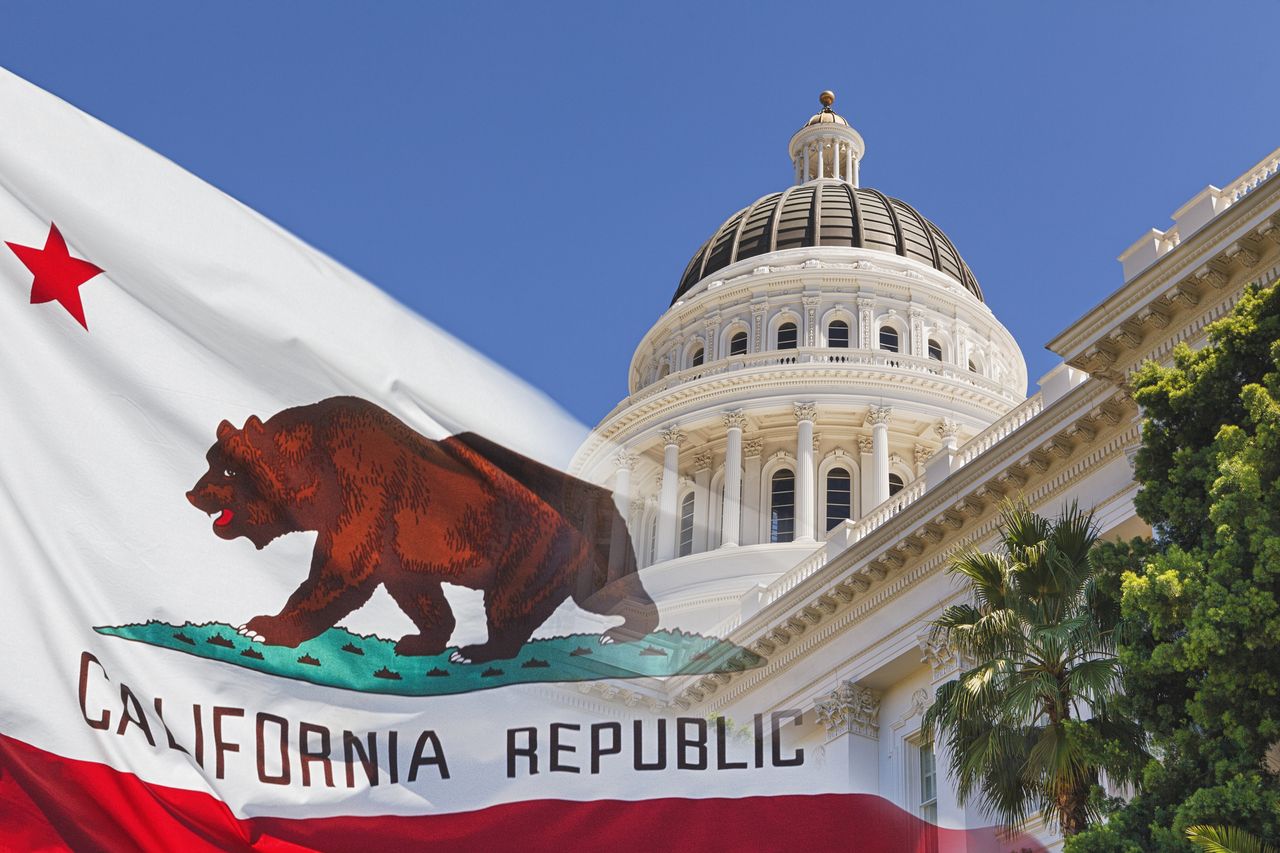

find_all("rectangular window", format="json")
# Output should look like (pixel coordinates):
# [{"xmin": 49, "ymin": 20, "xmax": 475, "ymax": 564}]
[
  {"xmin": 919, "ymin": 738, "xmax": 937, "ymax": 823},
  {"xmin": 825, "ymin": 469, "xmax": 852, "ymax": 531},
  {"xmin": 828, "ymin": 321, "xmax": 850, "ymax": 348},
  {"xmin": 678, "ymin": 494, "xmax": 695, "ymax": 557},
  {"xmin": 769, "ymin": 470, "xmax": 795, "ymax": 543}
]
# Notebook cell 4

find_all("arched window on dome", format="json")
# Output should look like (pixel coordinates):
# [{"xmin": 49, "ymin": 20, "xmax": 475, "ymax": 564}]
[
  {"xmin": 888, "ymin": 472, "xmax": 905, "ymax": 497},
  {"xmin": 769, "ymin": 469, "xmax": 796, "ymax": 543},
  {"xmin": 729, "ymin": 331, "xmax": 748, "ymax": 356},
  {"xmin": 690, "ymin": 346, "xmax": 704, "ymax": 368},
  {"xmin": 879, "ymin": 326, "xmax": 900, "ymax": 353},
  {"xmin": 777, "ymin": 322, "xmax": 798, "ymax": 351},
  {"xmin": 828, "ymin": 320, "xmax": 849, "ymax": 348},
  {"xmin": 825, "ymin": 468, "xmax": 852, "ymax": 532},
  {"xmin": 928, "ymin": 339, "xmax": 943, "ymax": 362},
  {"xmin": 677, "ymin": 492, "xmax": 695, "ymax": 557}
]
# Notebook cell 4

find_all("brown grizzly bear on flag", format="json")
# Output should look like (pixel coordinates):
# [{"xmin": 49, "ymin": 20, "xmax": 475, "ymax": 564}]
[{"xmin": 186, "ymin": 396, "xmax": 658, "ymax": 664}]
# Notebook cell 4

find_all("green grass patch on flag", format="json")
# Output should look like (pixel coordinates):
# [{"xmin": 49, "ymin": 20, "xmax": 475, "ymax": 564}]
[{"xmin": 95, "ymin": 621, "xmax": 761, "ymax": 696}]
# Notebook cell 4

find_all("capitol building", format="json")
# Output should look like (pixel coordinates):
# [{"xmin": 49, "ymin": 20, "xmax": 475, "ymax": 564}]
[{"xmin": 569, "ymin": 92, "xmax": 1280, "ymax": 847}]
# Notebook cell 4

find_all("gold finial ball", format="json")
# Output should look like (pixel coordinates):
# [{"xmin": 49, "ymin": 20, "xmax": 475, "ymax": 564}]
[{"xmin": 819, "ymin": 90, "xmax": 835, "ymax": 108}]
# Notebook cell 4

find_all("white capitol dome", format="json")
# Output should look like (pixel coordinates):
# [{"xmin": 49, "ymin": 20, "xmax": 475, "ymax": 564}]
[{"xmin": 573, "ymin": 92, "xmax": 1027, "ymax": 632}]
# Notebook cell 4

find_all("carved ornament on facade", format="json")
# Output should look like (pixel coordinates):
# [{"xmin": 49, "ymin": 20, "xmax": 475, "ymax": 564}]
[
  {"xmin": 614, "ymin": 450, "xmax": 638, "ymax": 471},
  {"xmin": 866, "ymin": 405, "xmax": 892, "ymax": 427},
  {"xmin": 857, "ymin": 435, "xmax": 874, "ymax": 454},
  {"xmin": 692, "ymin": 450, "xmax": 714, "ymax": 471},
  {"xmin": 813, "ymin": 681, "xmax": 882, "ymax": 739},
  {"xmin": 743, "ymin": 437, "xmax": 765, "ymax": 457},
  {"xmin": 934, "ymin": 418, "xmax": 960, "ymax": 441},
  {"xmin": 794, "ymin": 401, "xmax": 818, "ymax": 423},
  {"xmin": 659, "ymin": 426, "xmax": 686, "ymax": 447},
  {"xmin": 723, "ymin": 409, "xmax": 749, "ymax": 431},
  {"xmin": 916, "ymin": 628, "xmax": 971, "ymax": 682}
]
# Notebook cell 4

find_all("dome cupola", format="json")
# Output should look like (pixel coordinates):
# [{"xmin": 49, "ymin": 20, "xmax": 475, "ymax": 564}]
[
  {"xmin": 673, "ymin": 91, "xmax": 980, "ymax": 306},
  {"xmin": 571, "ymin": 92, "xmax": 1027, "ymax": 634}
]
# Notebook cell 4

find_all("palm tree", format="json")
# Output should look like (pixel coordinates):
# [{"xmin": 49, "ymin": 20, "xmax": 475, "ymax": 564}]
[{"xmin": 921, "ymin": 502, "xmax": 1144, "ymax": 839}]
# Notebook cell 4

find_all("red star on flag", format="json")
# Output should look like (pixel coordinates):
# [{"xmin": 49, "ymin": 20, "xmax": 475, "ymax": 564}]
[{"xmin": 6, "ymin": 222, "xmax": 104, "ymax": 330}]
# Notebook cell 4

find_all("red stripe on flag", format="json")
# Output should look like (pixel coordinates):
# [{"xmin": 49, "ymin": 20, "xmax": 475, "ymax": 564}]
[{"xmin": 0, "ymin": 733, "xmax": 1046, "ymax": 852}]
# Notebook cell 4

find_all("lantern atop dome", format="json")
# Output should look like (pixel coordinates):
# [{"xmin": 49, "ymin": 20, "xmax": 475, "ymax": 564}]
[{"xmin": 789, "ymin": 90, "xmax": 865, "ymax": 186}]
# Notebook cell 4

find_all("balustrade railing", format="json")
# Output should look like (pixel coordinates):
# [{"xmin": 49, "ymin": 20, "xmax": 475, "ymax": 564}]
[
  {"xmin": 627, "ymin": 347, "xmax": 1018, "ymax": 407},
  {"xmin": 1224, "ymin": 147, "xmax": 1280, "ymax": 203},
  {"xmin": 953, "ymin": 392, "xmax": 1044, "ymax": 470}
]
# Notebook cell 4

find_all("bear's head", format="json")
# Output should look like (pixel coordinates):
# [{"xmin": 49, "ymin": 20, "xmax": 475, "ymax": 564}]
[{"xmin": 186, "ymin": 415, "xmax": 304, "ymax": 549}]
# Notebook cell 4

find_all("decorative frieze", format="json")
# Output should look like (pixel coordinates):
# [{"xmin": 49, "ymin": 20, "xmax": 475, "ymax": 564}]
[
  {"xmin": 813, "ymin": 681, "xmax": 882, "ymax": 739},
  {"xmin": 1225, "ymin": 240, "xmax": 1260, "ymax": 269}
]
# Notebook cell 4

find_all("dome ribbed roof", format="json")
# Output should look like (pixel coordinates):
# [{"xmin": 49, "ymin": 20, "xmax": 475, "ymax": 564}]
[
  {"xmin": 804, "ymin": 106, "xmax": 849, "ymax": 127},
  {"xmin": 672, "ymin": 180, "xmax": 982, "ymax": 305}
]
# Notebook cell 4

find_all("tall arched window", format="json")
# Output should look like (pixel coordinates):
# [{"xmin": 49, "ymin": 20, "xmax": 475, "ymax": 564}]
[
  {"xmin": 928, "ymin": 339, "xmax": 943, "ymax": 361},
  {"xmin": 828, "ymin": 320, "xmax": 849, "ymax": 348},
  {"xmin": 777, "ymin": 322, "xmax": 798, "ymax": 350},
  {"xmin": 888, "ymin": 473, "xmax": 905, "ymax": 497},
  {"xmin": 678, "ymin": 492, "xmax": 695, "ymax": 557},
  {"xmin": 691, "ymin": 346, "xmax": 704, "ymax": 367},
  {"xmin": 825, "ymin": 468, "xmax": 852, "ymax": 531},
  {"xmin": 729, "ymin": 331, "xmax": 748, "ymax": 356},
  {"xmin": 879, "ymin": 326, "xmax": 900, "ymax": 353},
  {"xmin": 769, "ymin": 469, "xmax": 796, "ymax": 543}
]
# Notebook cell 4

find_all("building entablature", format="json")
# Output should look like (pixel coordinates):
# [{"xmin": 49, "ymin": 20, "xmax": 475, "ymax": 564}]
[{"xmin": 1052, "ymin": 155, "xmax": 1280, "ymax": 382}]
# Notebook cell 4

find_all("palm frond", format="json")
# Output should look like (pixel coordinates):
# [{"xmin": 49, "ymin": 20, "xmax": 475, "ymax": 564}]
[{"xmin": 1185, "ymin": 825, "xmax": 1278, "ymax": 853}]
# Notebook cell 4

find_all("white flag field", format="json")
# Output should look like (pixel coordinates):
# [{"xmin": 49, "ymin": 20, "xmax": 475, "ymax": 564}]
[{"xmin": 0, "ymin": 68, "xmax": 1042, "ymax": 851}]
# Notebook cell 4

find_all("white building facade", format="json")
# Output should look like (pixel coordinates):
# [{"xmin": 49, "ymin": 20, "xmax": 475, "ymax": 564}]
[{"xmin": 571, "ymin": 93, "xmax": 1280, "ymax": 848}]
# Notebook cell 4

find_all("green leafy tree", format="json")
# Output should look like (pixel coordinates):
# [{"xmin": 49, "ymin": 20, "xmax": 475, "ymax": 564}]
[
  {"xmin": 1067, "ymin": 282, "xmax": 1280, "ymax": 851},
  {"xmin": 923, "ymin": 503, "xmax": 1144, "ymax": 839}
]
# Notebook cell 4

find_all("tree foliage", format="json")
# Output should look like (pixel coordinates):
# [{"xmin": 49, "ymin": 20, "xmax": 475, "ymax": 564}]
[
  {"xmin": 923, "ymin": 503, "xmax": 1144, "ymax": 838},
  {"xmin": 1067, "ymin": 283, "xmax": 1280, "ymax": 850}
]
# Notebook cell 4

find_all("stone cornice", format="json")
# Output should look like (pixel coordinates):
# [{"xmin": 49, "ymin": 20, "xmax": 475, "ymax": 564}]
[
  {"xmin": 1048, "ymin": 176, "xmax": 1280, "ymax": 370},
  {"xmin": 574, "ymin": 366, "xmax": 1019, "ymax": 475}
]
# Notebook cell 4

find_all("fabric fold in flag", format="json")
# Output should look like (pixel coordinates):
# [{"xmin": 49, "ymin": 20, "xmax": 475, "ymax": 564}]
[{"xmin": 0, "ymin": 65, "xmax": 1043, "ymax": 851}]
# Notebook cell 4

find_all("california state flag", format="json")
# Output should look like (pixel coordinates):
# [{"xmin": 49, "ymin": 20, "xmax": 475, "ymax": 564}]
[{"xmin": 0, "ymin": 68, "xmax": 1044, "ymax": 852}]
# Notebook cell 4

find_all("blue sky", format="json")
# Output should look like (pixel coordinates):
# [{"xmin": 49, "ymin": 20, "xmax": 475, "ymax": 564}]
[{"xmin": 4, "ymin": 2, "xmax": 1279, "ymax": 425}]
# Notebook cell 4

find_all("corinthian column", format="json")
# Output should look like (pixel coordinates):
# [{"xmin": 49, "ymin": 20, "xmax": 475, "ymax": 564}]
[
  {"xmin": 721, "ymin": 410, "xmax": 748, "ymax": 547},
  {"xmin": 655, "ymin": 427, "xmax": 685, "ymax": 563},
  {"xmin": 794, "ymin": 402, "xmax": 818, "ymax": 541},
  {"xmin": 868, "ymin": 406, "xmax": 892, "ymax": 507},
  {"xmin": 609, "ymin": 450, "xmax": 638, "ymax": 573}
]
